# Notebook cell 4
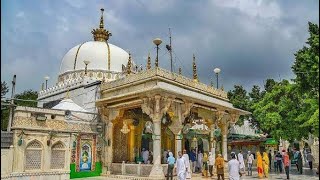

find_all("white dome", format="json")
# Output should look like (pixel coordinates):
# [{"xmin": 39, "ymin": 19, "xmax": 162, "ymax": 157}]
[
  {"xmin": 59, "ymin": 41, "xmax": 129, "ymax": 75},
  {"xmin": 52, "ymin": 99, "xmax": 88, "ymax": 112}
]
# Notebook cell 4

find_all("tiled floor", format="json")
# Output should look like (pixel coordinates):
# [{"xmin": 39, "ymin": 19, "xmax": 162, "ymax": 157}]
[{"xmin": 76, "ymin": 166, "xmax": 319, "ymax": 180}]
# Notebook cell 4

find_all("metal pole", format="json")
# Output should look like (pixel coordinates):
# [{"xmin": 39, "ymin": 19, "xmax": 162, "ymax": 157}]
[
  {"xmin": 45, "ymin": 80, "xmax": 48, "ymax": 89},
  {"xmin": 169, "ymin": 28, "xmax": 173, "ymax": 72},
  {"xmin": 216, "ymin": 73, "xmax": 219, "ymax": 89},
  {"xmin": 155, "ymin": 45, "xmax": 159, "ymax": 67},
  {"xmin": 7, "ymin": 74, "xmax": 16, "ymax": 132}
]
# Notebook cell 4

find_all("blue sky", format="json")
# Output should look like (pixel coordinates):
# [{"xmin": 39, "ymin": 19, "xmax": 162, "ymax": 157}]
[{"xmin": 1, "ymin": 0, "xmax": 319, "ymax": 94}]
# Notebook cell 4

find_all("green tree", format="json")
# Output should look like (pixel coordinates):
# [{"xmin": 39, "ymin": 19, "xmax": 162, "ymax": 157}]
[
  {"xmin": 1, "ymin": 90, "xmax": 38, "ymax": 130},
  {"xmin": 14, "ymin": 90, "xmax": 38, "ymax": 107},
  {"xmin": 252, "ymin": 80, "xmax": 305, "ymax": 141},
  {"xmin": 292, "ymin": 22, "xmax": 319, "ymax": 97},
  {"xmin": 1, "ymin": 81, "xmax": 9, "ymax": 98},
  {"xmin": 227, "ymin": 85, "xmax": 251, "ymax": 125},
  {"xmin": 264, "ymin": 79, "xmax": 277, "ymax": 93},
  {"xmin": 249, "ymin": 85, "xmax": 264, "ymax": 103}
]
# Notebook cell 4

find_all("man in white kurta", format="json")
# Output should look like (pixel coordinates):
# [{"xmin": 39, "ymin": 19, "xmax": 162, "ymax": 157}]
[
  {"xmin": 182, "ymin": 150, "xmax": 191, "ymax": 179},
  {"xmin": 142, "ymin": 149, "xmax": 149, "ymax": 164},
  {"xmin": 197, "ymin": 151, "xmax": 203, "ymax": 172},
  {"xmin": 228, "ymin": 153, "xmax": 240, "ymax": 180},
  {"xmin": 177, "ymin": 151, "xmax": 187, "ymax": 180},
  {"xmin": 237, "ymin": 150, "xmax": 245, "ymax": 172}
]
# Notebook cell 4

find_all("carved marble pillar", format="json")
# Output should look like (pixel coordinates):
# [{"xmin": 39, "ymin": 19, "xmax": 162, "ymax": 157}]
[
  {"xmin": 141, "ymin": 95, "xmax": 173, "ymax": 178},
  {"xmin": 210, "ymin": 125, "xmax": 216, "ymax": 160},
  {"xmin": 105, "ymin": 122, "xmax": 113, "ymax": 171},
  {"xmin": 221, "ymin": 122, "xmax": 228, "ymax": 160}
]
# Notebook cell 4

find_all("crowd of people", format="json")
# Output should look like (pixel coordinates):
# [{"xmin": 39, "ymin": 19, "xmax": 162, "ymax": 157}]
[{"xmin": 160, "ymin": 148, "xmax": 317, "ymax": 180}]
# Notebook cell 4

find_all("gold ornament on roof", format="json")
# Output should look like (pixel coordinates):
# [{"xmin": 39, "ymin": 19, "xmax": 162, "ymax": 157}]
[
  {"xmin": 192, "ymin": 54, "xmax": 199, "ymax": 82},
  {"xmin": 147, "ymin": 53, "xmax": 151, "ymax": 70},
  {"xmin": 91, "ymin": 8, "xmax": 112, "ymax": 42},
  {"xmin": 127, "ymin": 52, "xmax": 132, "ymax": 75}
]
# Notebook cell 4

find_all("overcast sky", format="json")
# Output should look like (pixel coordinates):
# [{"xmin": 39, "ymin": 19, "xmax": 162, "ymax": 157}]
[{"xmin": 1, "ymin": 0, "xmax": 319, "ymax": 95}]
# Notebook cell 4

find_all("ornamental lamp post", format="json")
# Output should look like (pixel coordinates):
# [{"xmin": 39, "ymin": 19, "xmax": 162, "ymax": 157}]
[
  {"xmin": 153, "ymin": 38, "xmax": 162, "ymax": 67},
  {"xmin": 44, "ymin": 76, "xmax": 50, "ymax": 89},
  {"xmin": 213, "ymin": 68, "xmax": 221, "ymax": 89},
  {"xmin": 84, "ymin": 60, "xmax": 90, "ymax": 75}
]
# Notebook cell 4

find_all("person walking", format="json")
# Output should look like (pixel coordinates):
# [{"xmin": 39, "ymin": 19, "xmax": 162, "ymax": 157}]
[
  {"xmin": 182, "ymin": 149, "xmax": 191, "ymax": 179},
  {"xmin": 283, "ymin": 150, "xmax": 290, "ymax": 180},
  {"xmin": 202, "ymin": 152, "xmax": 209, "ymax": 177},
  {"xmin": 215, "ymin": 154, "xmax": 225, "ymax": 180},
  {"xmin": 268, "ymin": 150, "xmax": 272, "ymax": 170},
  {"xmin": 247, "ymin": 151, "xmax": 254, "ymax": 176},
  {"xmin": 296, "ymin": 150, "xmax": 303, "ymax": 174},
  {"xmin": 273, "ymin": 151, "xmax": 278, "ymax": 173},
  {"xmin": 208, "ymin": 152, "xmax": 214, "ymax": 177},
  {"xmin": 197, "ymin": 150, "xmax": 203, "ymax": 173},
  {"xmin": 163, "ymin": 149, "xmax": 168, "ymax": 164},
  {"xmin": 262, "ymin": 152, "xmax": 270, "ymax": 178},
  {"xmin": 228, "ymin": 152, "xmax": 240, "ymax": 180},
  {"xmin": 257, "ymin": 151, "xmax": 264, "ymax": 178},
  {"xmin": 167, "ymin": 152, "xmax": 175, "ymax": 180},
  {"xmin": 189, "ymin": 149, "xmax": 197, "ymax": 173},
  {"xmin": 306, "ymin": 151, "xmax": 314, "ymax": 170},
  {"xmin": 237, "ymin": 150, "xmax": 245, "ymax": 176},
  {"xmin": 276, "ymin": 151, "xmax": 283, "ymax": 173},
  {"xmin": 176, "ymin": 151, "xmax": 187, "ymax": 180}
]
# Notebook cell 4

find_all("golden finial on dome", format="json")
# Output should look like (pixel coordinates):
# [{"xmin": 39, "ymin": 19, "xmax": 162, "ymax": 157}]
[
  {"xmin": 178, "ymin": 67, "xmax": 182, "ymax": 75},
  {"xmin": 91, "ymin": 8, "xmax": 112, "ymax": 42},
  {"xmin": 192, "ymin": 54, "xmax": 199, "ymax": 82},
  {"xmin": 127, "ymin": 52, "xmax": 132, "ymax": 75},
  {"xmin": 147, "ymin": 53, "xmax": 151, "ymax": 70}
]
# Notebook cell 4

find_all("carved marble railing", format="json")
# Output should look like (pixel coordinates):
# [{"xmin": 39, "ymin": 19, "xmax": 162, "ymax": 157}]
[
  {"xmin": 58, "ymin": 69, "xmax": 124, "ymax": 83},
  {"xmin": 101, "ymin": 67, "xmax": 229, "ymax": 100}
]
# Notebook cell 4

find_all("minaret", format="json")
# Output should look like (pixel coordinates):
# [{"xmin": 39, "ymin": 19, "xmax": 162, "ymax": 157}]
[
  {"xmin": 147, "ymin": 53, "xmax": 151, "ymax": 70},
  {"xmin": 192, "ymin": 54, "xmax": 199, "ymax": 82},
  {"xmin": 178, "ymin": 67, "xmax": 182, "ymax": 75},
  {"xmin": 91, "ymin": 8, "xmax": 112, "ymax": 42},
  {"xmin": 127, "ymin": 52, "xmax": 132, "ymax": 75}
]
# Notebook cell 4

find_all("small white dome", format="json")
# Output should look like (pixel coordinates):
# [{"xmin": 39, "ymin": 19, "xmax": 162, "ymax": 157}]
[{"xmin": 59, "ymin": 41, "xmax": 129, "ymax": 75}]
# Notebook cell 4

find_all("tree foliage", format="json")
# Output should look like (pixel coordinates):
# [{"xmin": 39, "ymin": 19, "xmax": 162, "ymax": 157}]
[
  {"xmin": 292, "ymin": 22, "xmax": 319, "ymax": 97},
  {"xmin": 1, "ymin": 81, "xmax": 9, "ymax": 98}
]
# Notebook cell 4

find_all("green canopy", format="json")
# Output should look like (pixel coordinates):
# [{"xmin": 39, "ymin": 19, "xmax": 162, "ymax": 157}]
[{"xmin": 264, "ymin": 138, "xmax": 278, "ymax": 145}]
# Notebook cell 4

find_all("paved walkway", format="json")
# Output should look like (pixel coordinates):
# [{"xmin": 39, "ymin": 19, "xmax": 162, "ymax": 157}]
[{"xmin": 76, "ymin": 166, "xmax": 319, "ymax": 180}]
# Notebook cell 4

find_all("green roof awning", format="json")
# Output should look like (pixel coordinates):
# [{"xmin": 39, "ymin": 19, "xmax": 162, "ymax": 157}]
[{"xmin": 264, "ymin": 139, "xmax": 278, "ymax": 145}]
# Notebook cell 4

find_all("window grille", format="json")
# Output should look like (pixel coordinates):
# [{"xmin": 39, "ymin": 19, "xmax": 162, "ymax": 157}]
[
  {"xmin": 25, "ymin": 141, "xmax": 42, "ymax": 170},
  {"xmin": 50, "ymin": 142, "xmax": 65, "ymax": 169}
]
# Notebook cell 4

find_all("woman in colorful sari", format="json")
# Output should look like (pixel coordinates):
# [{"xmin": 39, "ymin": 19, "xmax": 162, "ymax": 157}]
[
  {"xmin": 202, "ymin": 152, "xmax": 208, "ymax": 177},
  {"xmin": 256, "ymin": 151, "xmax": 264, "ymax": 178},
  {"xmin": 262, "ymin": 152, "xmax": 269, "ymax": 178}
]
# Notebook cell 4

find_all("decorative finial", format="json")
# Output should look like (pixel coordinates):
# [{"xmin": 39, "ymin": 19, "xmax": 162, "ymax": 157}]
[
  {"xmin": 41, "ymin": 83, "xmax": 44, "ymax": 91},
  {"xmin": 178, "ymin": 67, "xmax": 182, "ymax": 75},
  {"xmin": 91, "ymin": 8, "xmax": 112, "ymax": 42},
  {"xmin": 210, "ymin": 81, "xmax": 214, "ymax": 87},
  {"xmin": 147, "ymin": 53, "xmax": 151, "ymax": 70},
  {"xmin": 127, "ymin": 52, "xmax": 132, "ymax": 75},
  {"xmin": 100, "ymin": 8, "xmax": 104, "ymax": 29},
  {"xmin": 221, "ymin": 85, "xmax": 224, "ymax": 91},
  {"xmin": 192, "ymin": 54, "xmax": 198, "ymax": 82}
]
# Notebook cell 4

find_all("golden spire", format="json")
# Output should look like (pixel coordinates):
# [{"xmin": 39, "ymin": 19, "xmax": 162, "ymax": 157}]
[
  {"xmin": 178, "ymin": 67, "xmax": 182, "ymax": 75},
  {"xmin": 91, "ymin": 8, "xmax": 112, "ymax": 42},
  {"xmin": 192, "ymin": 54, "xmax": 198, "ymax": 82},
  {"xmin": 147, "ymin": 53, "xmax": 151, "ymax": 70},
  {"xmin": 127, "ymin": 52, "xmax": 132, "ymax": 75}
]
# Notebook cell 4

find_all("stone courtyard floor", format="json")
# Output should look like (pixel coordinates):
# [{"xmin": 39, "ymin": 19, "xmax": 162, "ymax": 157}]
[{"xmin": 77, "ymin": 166, "xmax": 319, "ymax": 180}]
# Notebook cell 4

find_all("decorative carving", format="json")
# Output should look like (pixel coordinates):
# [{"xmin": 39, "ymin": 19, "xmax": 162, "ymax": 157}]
[
  {"xmin": 100, "ymin": 68, "xmax": 228, "ymax": 100},
  {"xmin": 181, "ymin": 102, "xmax": 193, "ymax": 119},
  {"xmin": 141, "ymin": 95, "xmax": 173, "ymax": 122}
]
